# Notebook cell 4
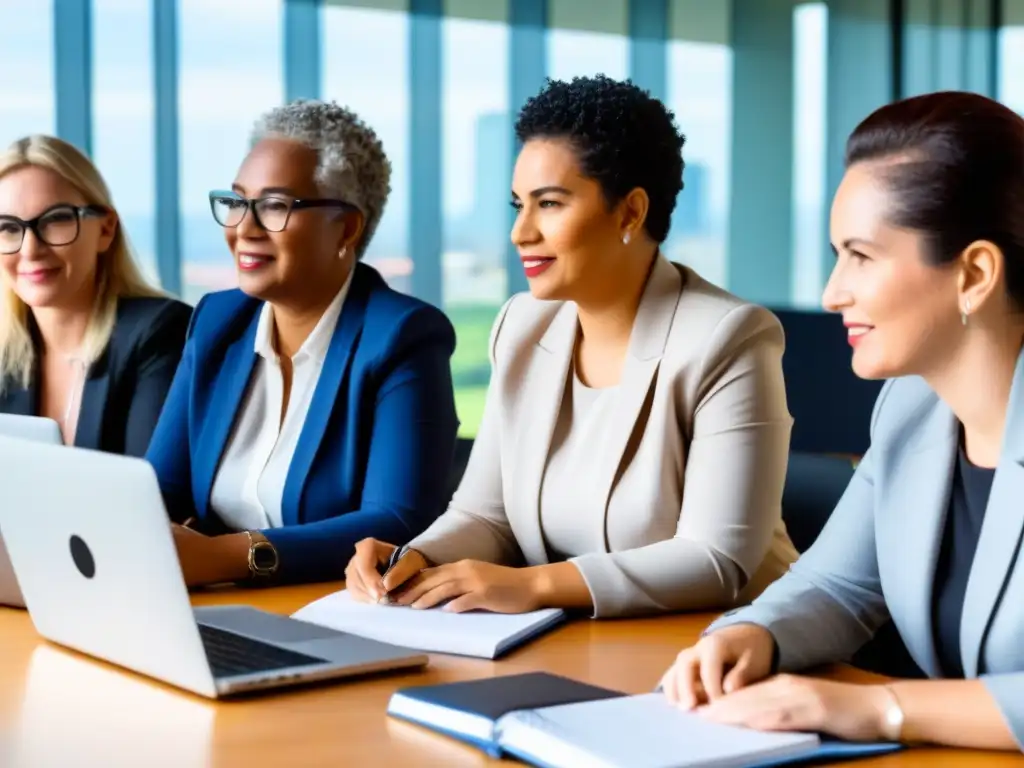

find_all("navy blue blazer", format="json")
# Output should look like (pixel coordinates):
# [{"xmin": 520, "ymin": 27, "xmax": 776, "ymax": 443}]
[
  {"xmin": 0, "ymin": 296, "xmax": 192, "ymax": 457},
  {"xmin": 145, "ymin": 263, "xmax": 460, "ymax": 584}
]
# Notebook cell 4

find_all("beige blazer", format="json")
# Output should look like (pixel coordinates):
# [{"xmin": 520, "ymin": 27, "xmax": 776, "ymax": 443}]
[{"xmin": 409, "ymin": 255, "xmax": 799, "ymax": 617}]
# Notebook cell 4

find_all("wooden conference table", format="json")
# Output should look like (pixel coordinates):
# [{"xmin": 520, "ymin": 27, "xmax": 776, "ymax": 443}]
[{"xmin": 0, "ymin": 583, "xmax": 1017, "ymax": 767}]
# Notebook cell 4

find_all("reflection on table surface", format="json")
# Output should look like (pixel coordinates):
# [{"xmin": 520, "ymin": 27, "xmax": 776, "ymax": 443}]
[
  {"xmin": 10, "ymin": 643, "xmax": 216, "ymax": 768},
  {"xmin": 0, "ymin": 583, "xmax": 1021, "ymax": 767}
]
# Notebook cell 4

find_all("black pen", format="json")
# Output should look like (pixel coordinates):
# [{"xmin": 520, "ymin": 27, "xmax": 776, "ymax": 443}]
[{"xmin": 377, "ymin": 545, "xmax": 410, "ymax": 603}]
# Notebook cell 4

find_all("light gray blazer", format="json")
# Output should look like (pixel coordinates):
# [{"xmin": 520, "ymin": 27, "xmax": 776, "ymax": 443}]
[
  {"xmin": 408, "ymin": 255, "xmax": 799, "ymax": 618},
  {"xmin": 708, "ymin": 355, "xmax": 1024, "ymax": 749}
]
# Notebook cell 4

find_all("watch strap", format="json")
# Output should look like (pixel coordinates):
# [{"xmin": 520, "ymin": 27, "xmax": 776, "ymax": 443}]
[{"xmin": 245, "ymin": 530, "xmax": 279, "ymax": 581}]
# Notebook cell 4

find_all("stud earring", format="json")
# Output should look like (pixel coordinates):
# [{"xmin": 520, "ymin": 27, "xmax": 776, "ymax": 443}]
[
  {"xmin": 339, "ymin": 246, "xmax": 348, "ymax": 260},
  {"xmin": 961, "ymin": 297, "xmax": 971, "ymax": 326},
  {"xmin": 622, "ymin": 232, "xmax": 631, "ymax": 245}
]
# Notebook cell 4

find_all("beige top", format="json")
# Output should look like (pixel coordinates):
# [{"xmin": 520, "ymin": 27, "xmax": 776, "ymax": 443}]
[
  {"xmin": 408, "ymin": 254, "xmax": 799, "ymax": 618},
  {"xmin": 540, "ymin": 369, "xmax": 618, "ymax": 560}
]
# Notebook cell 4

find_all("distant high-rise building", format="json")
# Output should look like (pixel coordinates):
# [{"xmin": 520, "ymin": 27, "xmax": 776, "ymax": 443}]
[{"xmin": 470, "ymin": 111, "xmax": 512, "ymax": 260}]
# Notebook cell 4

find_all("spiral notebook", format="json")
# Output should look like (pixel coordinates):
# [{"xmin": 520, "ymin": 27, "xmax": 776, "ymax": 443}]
[{"xmin": 489, "ymin": 693, "xmax": 904, "ymax": 768}]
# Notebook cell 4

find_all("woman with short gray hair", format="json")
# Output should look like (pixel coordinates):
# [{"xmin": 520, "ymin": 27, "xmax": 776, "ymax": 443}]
[
  {"xmin": 146, "ymin": 99, "xmax": 459, "ymax": 588},
  {"xmin": 250, "ymin": 98, "xmax": 392, "ymax": 258}
]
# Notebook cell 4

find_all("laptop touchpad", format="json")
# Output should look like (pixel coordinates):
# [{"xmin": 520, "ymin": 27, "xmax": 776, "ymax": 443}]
[{"xmin": 195, "ymin": 605, "xmax": 343, "ymax": 643}]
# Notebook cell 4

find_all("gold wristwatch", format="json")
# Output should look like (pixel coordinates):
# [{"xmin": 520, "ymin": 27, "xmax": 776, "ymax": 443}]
[{"xmin": 245, "ymin": 530, "xmax": 279, "ymax": 581}]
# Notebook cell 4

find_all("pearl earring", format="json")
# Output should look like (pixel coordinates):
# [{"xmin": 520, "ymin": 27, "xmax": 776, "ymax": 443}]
[
  {"xmin": 339, "ymin": 246, "xmax": 348, "ymax": 260},
  {"xmin": 961, "ymin": 297, "xmax": 971, "ymax": 326},
  {"xmin": 622, "ymin": 232, "xmax": 631, "ymax": 245}
]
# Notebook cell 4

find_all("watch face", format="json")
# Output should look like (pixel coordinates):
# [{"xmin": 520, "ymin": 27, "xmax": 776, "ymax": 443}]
[{"xmin": 252, "ymin": 543, "xmax": 278, "ymax": 571}]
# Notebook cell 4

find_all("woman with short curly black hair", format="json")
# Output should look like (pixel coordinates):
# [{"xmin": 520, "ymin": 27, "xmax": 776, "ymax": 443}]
[
  {"xmin": 347, "ymin": 76, "xmax": 798, "ymax": 618},
  {"xmin": 147, "ymin": 99, "xmax": 459, "ymax": 588}
]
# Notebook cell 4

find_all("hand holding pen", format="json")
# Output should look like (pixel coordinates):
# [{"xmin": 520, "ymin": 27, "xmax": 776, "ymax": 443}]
[{"xmin": 345, "ymin": 538, "xmax": 428, "ymax": 604}]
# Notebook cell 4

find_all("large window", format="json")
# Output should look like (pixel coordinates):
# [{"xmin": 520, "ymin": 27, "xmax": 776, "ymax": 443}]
[
  {"xmin": 1000, "ymin": 1, "xmax": 1024, "ymax": 114},
  {"xmin": 92, "ymin": 0, "xmax": 157, "ymax": 283},
  {"xmin": 547, "ymin": 0, "xmax": 629, "ymax": 81},
  {"xmin": 665, "ymin": 0, "xmax": 731, "ymax": 291},
  {"xmin": 16, "ymin": 0, "xmax": 903, "ymax": 378},
  {"xmin": 442, "ymin": 1, "xmax": 510, "ymax": 436},
  {"xmin": 177, "ymin": 0, "xmax": 283, "ymax": 305},
  {"xmin": 323, "ymin": 0, "xmax": 411, "ymax": 295},
  {"xmin": 790, "ymin": 2, "xmax": 828, "ymax": 308},
  {"xmin": 0, "ymin": 1, "xmax": 54, "ymax": 148}
]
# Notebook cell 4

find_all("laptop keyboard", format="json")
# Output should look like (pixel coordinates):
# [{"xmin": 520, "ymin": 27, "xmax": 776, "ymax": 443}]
[{"xmin": 198, "ymin": 623, "xmax": 325, "ymax": 678}]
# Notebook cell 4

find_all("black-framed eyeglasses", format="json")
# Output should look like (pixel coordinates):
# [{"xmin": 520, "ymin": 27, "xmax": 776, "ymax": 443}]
[
  {"xmin": 0, "ymin": 204, "xmax": 108, "ymax": 255},
  {"xmin": 208, "ymin": 190, "xmax": 357, "ymax": 233}
]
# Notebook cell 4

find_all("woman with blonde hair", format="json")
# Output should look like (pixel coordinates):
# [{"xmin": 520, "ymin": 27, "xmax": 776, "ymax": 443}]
[{"xmin": 0, "ymin": 135, "xmax": 191, "ymax": 455}]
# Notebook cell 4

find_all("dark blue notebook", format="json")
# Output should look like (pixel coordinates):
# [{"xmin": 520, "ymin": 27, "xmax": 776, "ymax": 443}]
[{"xmin": 386, "ymin": 672, "xmax": 625, "ymax": 757}]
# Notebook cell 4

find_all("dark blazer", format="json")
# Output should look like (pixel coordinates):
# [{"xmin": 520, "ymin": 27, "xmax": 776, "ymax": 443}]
[
  {"xmin": 145, "ymin": 263, "xmax": 460, "ymax": 585},
  {"xmin": 0, "ymin": 296, "xmax": 192, "ymax": 457}
]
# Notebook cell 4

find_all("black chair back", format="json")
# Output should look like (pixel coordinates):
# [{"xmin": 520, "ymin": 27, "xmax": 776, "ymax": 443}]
[
  {"xmin": 770, "ymin": 308, "xmax": 883, "ymax": 456},
  {"xmin": 781, "ymin": 452, "xmax": 855, "ymax": 554}
]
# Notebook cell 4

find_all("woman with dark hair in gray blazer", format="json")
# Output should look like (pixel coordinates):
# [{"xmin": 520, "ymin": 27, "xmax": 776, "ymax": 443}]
[
  {"xmin": 343, "ymin": 76, "xmax": 798, "ymax": 619},
  {"xmin": 659, "ymin": 92, "xmax": 1024, "ymax": 753}
]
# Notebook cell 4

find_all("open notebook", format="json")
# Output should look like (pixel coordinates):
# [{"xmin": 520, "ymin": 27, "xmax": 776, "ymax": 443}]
[
  {"xmin": 387, "ymin": 672, "xmax": 625, "ymax": 756},
  {"xmin": 488, "ymin": 693, "xmax": 903, "ymax": 768},
  {"xmin": 291, "ymin": 589, "xmax": 565, "ymax": 659}
]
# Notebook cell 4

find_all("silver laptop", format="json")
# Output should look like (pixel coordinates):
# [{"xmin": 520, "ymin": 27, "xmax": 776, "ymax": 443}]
[
  {"xmin": 0, "ymin": 437, "xmax": 429, "ymax": 698},
  {"xmin": 0, "ymin": 415, "xmax": 63, "ymax": 608}
]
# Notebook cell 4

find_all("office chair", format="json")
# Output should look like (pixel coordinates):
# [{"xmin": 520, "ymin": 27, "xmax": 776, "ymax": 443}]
[
  {"xmin": 781, "ymin": 451, "xmax": 855, "ymax": 554},
  {"xmin": 771, "ymin": 308, "xmax": 884, "ymax": 456}
]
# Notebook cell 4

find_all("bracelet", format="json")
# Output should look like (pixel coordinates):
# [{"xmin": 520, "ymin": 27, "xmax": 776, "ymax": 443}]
[{"xmin": 880, "ymin": 685, "xmax": 905, "ymax": 742}]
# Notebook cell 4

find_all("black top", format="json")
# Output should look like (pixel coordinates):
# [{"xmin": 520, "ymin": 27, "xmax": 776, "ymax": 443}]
[
  {"xmin": 0, "ymin": 296, "xmax": 192, "ymax": 458},
  {"xmin": 931, "ymin": 443, "xmax": 996, "ymax": 678}
]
